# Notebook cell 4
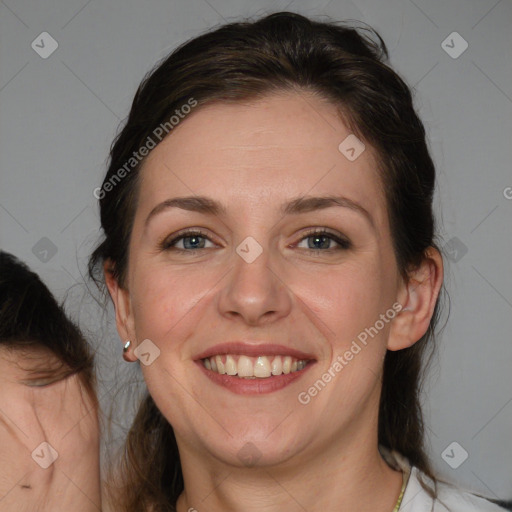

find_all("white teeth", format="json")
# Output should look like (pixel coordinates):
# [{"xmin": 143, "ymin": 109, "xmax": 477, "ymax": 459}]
[
  {"xmin": 225, "ymin": 355, "xmax": 237, "ymax": 375},
  {"xmin": 271, "ymin": 356, "xmax": 282, "ymax": 375},
  {"xmin": 282, "ymin": 356, "xmax": 292, "ymax": 374},
  {"xmin": 203, "ymin": 354, "xmax": 309, "ymax": 378},
  {"xmin": 215, "ymin": 355, "xmax": 226, "ymax": 375},
  {"xmin": 237, "ymin": 355, "xmax": 253, "ymax": 377},
  {"xmin": 254, "ymin": 356, "xmax": 271, "ymax": 378}
]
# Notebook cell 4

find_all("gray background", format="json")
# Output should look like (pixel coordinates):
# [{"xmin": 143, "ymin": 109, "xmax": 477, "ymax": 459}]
[{"xmin": 1, "ymin": 0, "xmax": 511, "ymax": 502}]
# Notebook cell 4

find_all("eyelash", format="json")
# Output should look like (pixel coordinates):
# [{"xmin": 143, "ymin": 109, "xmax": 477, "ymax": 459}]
[
  {"xmin": 159, "ymin": 228, "xmax": 351, "ymax": 253},
  {"xmin": 22, "ymin": 376, "xmax": 61, "ymax": 388},
  {"xmin": 296, "ymin": 228, "xmax": 351, "ymax": 252}
]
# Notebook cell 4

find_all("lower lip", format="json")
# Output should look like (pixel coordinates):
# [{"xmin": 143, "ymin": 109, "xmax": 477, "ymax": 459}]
[{"xmin": 195, "ymin": 360, "xmax": 315, "ymax": 395}]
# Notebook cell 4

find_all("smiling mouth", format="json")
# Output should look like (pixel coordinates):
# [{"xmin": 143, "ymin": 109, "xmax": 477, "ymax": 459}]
[{"xmin": 202, "ymin": 354, "xmax": 311, "ymax": 379}]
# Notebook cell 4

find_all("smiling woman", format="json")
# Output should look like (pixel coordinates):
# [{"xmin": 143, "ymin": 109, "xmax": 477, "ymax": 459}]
[{"xmin": 88, "ymin": 11, "xmax": 507, "ymax": 512}]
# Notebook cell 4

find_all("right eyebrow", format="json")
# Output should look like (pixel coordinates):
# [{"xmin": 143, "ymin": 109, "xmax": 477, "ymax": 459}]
[{"xmin": 145, "ymin": 196, "xmax": 226, "ymax": 228}]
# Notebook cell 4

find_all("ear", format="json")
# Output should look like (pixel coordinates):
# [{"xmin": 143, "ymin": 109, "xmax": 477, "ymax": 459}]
[
  {"xmin": 387, "ymin": 247, "xmax": 444, "ymax": 351},
  {"xmin": 104, "ymin": 260, "xmax": 137, "ymax": 362}
]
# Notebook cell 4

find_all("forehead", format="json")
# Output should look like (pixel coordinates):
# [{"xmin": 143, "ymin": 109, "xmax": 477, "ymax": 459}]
[{"xmin": 137, "ymin": 91, "xmax": 386, "ymax": 224}]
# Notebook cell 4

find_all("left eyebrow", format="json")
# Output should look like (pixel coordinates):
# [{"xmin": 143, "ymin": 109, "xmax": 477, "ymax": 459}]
[{"xmin": 282, "ymin": 195, "xmax": 375, "ymax": 229}]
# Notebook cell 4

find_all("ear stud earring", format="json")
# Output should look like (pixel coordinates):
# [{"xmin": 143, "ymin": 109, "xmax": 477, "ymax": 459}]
[{"xmin": 123, "ymin": 341, "xmax": 131, "ymax": 352}]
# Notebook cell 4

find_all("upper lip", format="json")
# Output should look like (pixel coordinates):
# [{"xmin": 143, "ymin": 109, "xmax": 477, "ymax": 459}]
[{"xmin": 194, "ymin": 342, "xmax": 316, "ymax": 361}]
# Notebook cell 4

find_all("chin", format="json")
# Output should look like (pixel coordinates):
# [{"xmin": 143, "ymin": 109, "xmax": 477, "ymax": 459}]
[{"xmin": 201, "ymin": 428, "xmax": 309, "ymax": 470}]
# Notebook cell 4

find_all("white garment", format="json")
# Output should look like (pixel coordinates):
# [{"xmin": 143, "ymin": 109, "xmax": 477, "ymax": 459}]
[
  {"xmin": 380, "ymin": 446, "xmax": 509, "ymax": 512},
  {"xmin": 400, "ymin": 466, "xmax": 508, "ymax": 512}
]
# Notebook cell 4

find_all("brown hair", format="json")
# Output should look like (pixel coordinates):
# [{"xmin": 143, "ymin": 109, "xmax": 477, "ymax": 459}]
[
  {"xmin": 0, "ymin": 251, "xmax": 96, "ymax": 398},
  {"xmin": 89, "ymin": 11, "xmax": 444, "ymax": 511}
]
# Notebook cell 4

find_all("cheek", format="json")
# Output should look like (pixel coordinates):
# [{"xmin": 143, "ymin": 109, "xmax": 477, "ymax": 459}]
[
  {"xmin": 290, "ymin": 257, "xmax": 392, "ymax": 347},
  {"xmin": 295, "ymin": 266, "xmax": 392, "ymax": 405},
  {"xmin": 130, "ymin": 263, "xmax": 208, "ymax": 341}
]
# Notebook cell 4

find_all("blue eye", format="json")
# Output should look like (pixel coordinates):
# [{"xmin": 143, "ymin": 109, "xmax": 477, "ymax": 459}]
[
  {"xmin": 160, "ymin": 228, "xmax": 351, "ymax": 253},
  {"xmin": 296, "ymin": 229, "xmax": 351, "ymax": 251},
  {"xmin": 161, "ymin": 230, "xmax": 214, "ymax": 251}
]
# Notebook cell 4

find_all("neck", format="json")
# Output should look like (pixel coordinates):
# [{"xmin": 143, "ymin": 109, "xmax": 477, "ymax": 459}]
[{"xmin": 176, "ymin": 419, "xmax": 403, "ymax": 512}]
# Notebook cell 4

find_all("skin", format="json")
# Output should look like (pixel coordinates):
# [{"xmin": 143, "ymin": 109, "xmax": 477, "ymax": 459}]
[
  {"xmin": 0, "ymin": 346, "xmax": 101, "ymax": 511},
  {"xmin": 106, "ymin": 90, "xmax": 443, "ymax": 512}
]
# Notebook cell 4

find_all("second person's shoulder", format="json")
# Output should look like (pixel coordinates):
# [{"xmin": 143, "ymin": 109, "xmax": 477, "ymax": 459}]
[{"xmin": 402, "ymin": 466, "xmax": 508, "ymax": 512}]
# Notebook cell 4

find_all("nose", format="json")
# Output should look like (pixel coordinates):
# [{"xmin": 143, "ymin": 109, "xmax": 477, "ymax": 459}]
[{"xmin": 216, "ymin": 242, "xmax": 293, "ymax": 327}]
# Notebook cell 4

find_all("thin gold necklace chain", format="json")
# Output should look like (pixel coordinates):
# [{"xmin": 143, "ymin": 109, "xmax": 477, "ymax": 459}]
[
  {"xmin": 393, "ymin": 470, "xmax": 410, "ymax": 512},
  {"xmin": 178, "ymin": 469, "xmax": 411, "ymax": 512}
]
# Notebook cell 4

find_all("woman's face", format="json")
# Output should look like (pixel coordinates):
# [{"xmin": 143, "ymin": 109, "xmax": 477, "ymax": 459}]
[{"xmin": 116, "ymin": 91, "xmax": 406, "ymax": 467}]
